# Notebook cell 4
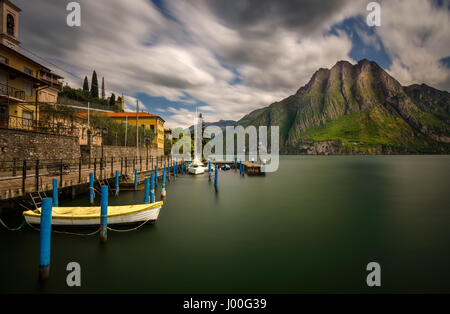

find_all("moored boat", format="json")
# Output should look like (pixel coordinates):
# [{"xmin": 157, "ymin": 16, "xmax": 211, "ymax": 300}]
[
  {"xmin": 188, "ymin": 159, "xmax": 205, "ymax": 175},
  {"xmin": 23, "ymin": 202, "xmax": 163, "ymax": 226}
]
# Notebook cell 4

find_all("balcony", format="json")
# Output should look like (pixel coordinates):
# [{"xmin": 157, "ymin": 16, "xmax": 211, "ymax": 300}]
[
  {"xmin": 39, "ymin": 72, "xmax": 62, "ymax": 89},
  {"xmin": 0, "ymin": 82, "xmax": 25, "ymax": 102},
  {"xmin": 0, "ymin": 114, "xmax": 79, "ymax": 136}
]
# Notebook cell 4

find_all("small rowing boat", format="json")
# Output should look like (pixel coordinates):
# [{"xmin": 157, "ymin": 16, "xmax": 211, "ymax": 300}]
[{"xmin": 23, "ymin": 201, "xmax": 163, "ymax": 226}]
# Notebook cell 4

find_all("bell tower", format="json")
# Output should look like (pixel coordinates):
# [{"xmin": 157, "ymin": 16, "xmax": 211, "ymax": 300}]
[{"xmin": 0, "ymin": 0, "xmax": 20, "ymax": 51}]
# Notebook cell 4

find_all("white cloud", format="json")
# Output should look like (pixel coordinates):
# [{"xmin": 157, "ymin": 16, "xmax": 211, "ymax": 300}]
[
  {"xmin": 15, "ymin": 0, "xmax": 449, "ymax": 129},
  {"xmin": 376, "ymin": 0, "xmax": 450, "ymax": 89}
]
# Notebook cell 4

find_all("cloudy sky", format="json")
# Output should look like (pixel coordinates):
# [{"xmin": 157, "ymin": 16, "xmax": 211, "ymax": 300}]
[{"xmin": 15, "ymin": 0, "xmax": 450, "ymax": 128}]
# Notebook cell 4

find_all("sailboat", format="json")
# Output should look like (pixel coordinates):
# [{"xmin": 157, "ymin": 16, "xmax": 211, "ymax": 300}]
[{"xmin": 188, "ymin": 158, "xmax": 205, "ymax": 175}]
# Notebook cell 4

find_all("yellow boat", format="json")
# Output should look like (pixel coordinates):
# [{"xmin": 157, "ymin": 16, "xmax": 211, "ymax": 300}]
[{"xmin": 23, "ymin": 201, "xmax": 163, "ymax": 226}]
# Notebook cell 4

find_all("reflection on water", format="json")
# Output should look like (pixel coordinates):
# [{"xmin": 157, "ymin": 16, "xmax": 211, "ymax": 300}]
[{"xmin": 1, "ymin": 156, "xmax": 449, "ymax": 293}]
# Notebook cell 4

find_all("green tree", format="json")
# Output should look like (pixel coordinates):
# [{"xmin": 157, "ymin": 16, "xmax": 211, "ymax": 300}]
[
  {"xmin": 91, "ymin": 70, "xmax": 99, "ymax": 98},
  {"xmin": 109, "ymin": 93, "xmax": 116, "ymax": 107},
  {"xmin": 82, "ymin": 76, "xmax": 89, "ymax": 96},
  {"xmin": 89, "ymin": 113, "xmax": 155, "ymax": 147}
]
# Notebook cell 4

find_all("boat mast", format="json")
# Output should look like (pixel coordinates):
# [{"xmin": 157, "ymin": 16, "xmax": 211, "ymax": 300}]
[{"xmin": 136, "ymin": 99, "xmax": 139, "ymax": 160}]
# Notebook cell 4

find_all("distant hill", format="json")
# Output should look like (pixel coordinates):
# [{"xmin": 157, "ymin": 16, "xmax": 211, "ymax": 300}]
[
  {"xmin": 238, "ymin": 59, "xmax": 450, "ymax": 154},
  {"xmin": 189, "ymin": 119, "xmax": 237, "ymax": 131}
]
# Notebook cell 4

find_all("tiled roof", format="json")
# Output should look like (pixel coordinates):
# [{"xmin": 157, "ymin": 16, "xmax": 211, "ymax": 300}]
[{"xmin": 78, "ymin": 112, "xmax": 164, "ymax": 122}]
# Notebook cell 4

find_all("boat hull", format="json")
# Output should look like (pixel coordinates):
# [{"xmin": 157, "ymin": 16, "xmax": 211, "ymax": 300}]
[
  {"xmin": 188, "ymin": 167, "xmax": 205, "ymax": 175},
  {"xmin": 23, "ymin": 203, "xmax": 162, "ymax": 226}
]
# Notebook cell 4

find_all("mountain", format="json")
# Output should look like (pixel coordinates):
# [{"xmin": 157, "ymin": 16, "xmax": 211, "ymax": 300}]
[
  {"xmin": 238, "ymin": 59, "xmax": 450, "ymax": 154},
  {"xmin": 189, "ymin": 119, "xmax": 237, "ymax": 131}
]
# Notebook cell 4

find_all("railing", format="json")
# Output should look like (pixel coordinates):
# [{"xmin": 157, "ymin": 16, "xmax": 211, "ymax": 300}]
[
  {"xmin": 0, "ymin": 82, "xmax": 25, "ymax": 101},
  {"xmin": 0, "ymin": 155, "xmax": 173, "ymax": 196},
  {"xmin": 0, "ymin": 115, "xmax": 79, "ymax": 136},
  {"xmin": 39, "ymin": 75, "xmax": 62, "ymax": 89},
  {"xmin": 57, "ymin": 96, "xmax": 117, "ymax": 112}
]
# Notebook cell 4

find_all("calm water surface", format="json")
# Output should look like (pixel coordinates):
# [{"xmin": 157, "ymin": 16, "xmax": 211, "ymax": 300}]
[{"xmin": 1, "ymin": 156, "xmax": 449, "ymax": 293}]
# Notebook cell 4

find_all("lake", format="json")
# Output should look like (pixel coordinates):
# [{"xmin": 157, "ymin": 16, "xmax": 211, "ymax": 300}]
[{"xmin": 1, "ymin": 155, "xmax": 449, "ymax": 293}]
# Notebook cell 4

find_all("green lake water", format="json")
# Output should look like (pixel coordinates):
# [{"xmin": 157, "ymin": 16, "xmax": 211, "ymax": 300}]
[{"xmin": 1, "ymin": 155, "xmax": 450, "ymax": 293}]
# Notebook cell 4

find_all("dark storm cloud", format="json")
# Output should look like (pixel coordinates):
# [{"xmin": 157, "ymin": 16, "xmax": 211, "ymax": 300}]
[
  {"xmin": 17, "ymin": 0, "xmax": 83, "ymax": 59},
  {"xmin": 10, "ymin": 0, "xmax": 449, "ymax": 128},
  {"xmin": 204, "ymin": 0, "xmax": 355, "ymax": 36}
]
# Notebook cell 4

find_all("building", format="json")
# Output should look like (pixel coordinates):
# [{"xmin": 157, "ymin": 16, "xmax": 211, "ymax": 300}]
[
  {"xmin": 38, "ymin": 69, "xmax": 63, "ymax": 103},
  {"xmin": 0, "ymin": 0, "xmax": 62, "ymax": 130},
  {"xmin": 164, "ymin": 128, "xmax": 172, "ymax": 142},
  {"xmin": 106, "ymin": 112, "xmax": 165, "ymax": 151}
]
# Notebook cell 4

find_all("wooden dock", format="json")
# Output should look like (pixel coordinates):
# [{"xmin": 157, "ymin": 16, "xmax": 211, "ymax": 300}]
[
  {"xmin": 0, "ymin": 156, "xmax": 174, "ymax": 201},
  {"xmin": 212, "ymin": 160, "xmax": 264, "ymax": 175}
]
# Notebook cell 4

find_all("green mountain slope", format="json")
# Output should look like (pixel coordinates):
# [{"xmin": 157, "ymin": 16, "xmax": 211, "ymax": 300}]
[{"xmin": 238, "ymin": 59, "xmax": 450, "ymax": 154}]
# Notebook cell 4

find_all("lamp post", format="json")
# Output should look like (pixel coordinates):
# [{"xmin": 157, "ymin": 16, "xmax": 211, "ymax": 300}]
[
  {"xmin": 144, "ymin": 136, "xmax": 151, "ymax": 164},
  {"xmin": 94, "ymin": 127, "xmax": 108, "ymax": 172}
]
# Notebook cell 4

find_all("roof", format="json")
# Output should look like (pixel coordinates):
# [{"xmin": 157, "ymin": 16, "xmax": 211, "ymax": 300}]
[
  {"xmin": 106, "ymin": 112, "xmax": 165, "ymax": 121},
  {"xmin": 0, "ymin": 43, "xmax": 51, "ymax": 71},
  {"xmin": 1, "ymin": 0, "xmax": 21, "ymax": 13},
  {"xmin": 78, "ymin": 111, "xmax": 165, "ymax": 122},
  {"xmin": 0, "ymin": 61, "xmax": 49, "ymax": 85}
]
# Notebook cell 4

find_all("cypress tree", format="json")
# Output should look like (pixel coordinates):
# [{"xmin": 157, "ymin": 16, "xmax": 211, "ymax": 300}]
[
  {"xmin": 82, "ymin": 76, "xmax": 89, "ymax": 93},
  {"xmin": 91, "ymin": 70, "xmax": 99, "ymax": 98},
  {"xmin": 101, "ymin": 77, "xmax": 105, "ymax": 99}
]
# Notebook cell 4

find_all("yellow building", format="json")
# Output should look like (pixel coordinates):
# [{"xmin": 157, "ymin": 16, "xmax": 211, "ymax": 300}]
[
  {"xmin": 106, "ymin": 112, "xmax": 165, "ymax": 150},
  {"xmin": 0, "ymin": 0, "xmax": 61, "ymax": 130}
]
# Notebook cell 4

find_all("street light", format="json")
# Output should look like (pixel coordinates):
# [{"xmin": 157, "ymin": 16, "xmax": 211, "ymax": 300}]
[
  {"xmin": 144, "ymin": 135, "xmax": 151, "ymax": 163},
  {"xmin": 94, "ymin": 127, "xmax": 108, "ymax": 170}
]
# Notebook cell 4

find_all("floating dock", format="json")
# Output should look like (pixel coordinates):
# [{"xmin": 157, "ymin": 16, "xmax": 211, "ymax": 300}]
[{"xmin": 212, "ymin": 161, "xmax": 264, "ymax": 175}]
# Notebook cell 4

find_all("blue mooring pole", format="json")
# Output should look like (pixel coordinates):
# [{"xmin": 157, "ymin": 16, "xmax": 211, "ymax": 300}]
[
  {"xmin": 234, "ymin": 157, "xmax": 237, "ymax": 169},
  {"xmin": 144, "ymin": 177, "xmax": 150, "ymax": 204},
  {"xmin": 150, "ymin": 173, "xmax": 155, "ymax": 203},
  {"xmin": 155, "ymin": 165, "xmax": 158, "ymax": 186},
  {"xmin": 100, "ymin": 185, "xmax": 108, "ymax": 243},
  {"xmin": 167, "ymin": 163, "xmax": 171, "ymax": 182},
  {"xmin": 208, "ymin": 161, "xmax": 211, "ymax": 180},
  {"xmin": 214, "ymin": 165, "xmax": 218, "ymax": 191},
  {"xmin": 239, "ymin": 160, "xmax": 242, "ymax": 175},
  {"xmin": 115, "ymin": 170, "xmax": 119, "ymax": 196},
  {"xmin": 89, "ymin": 173, "xmax": 94, "ymax": 205},
  {"xmin": 39, "ymin": 197, "xmax": 52, "ymax": 280},
  {"xmin": 52, "ymin": 178, "xmax": 58, "ymax": 207},
  {"xmin": 134, "ymin": 169, "xmax": 138, "ymax": 191},
  {"xmin": 161, "ymin": 165, "xmax": 166, "ymax": 198},
  {"xmin": 242, "ymin": 164, "xmax": 245, "ymax": 176}
]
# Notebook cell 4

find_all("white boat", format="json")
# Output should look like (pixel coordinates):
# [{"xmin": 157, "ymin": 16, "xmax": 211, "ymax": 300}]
[
  {"xmin": 23, "ymin": 202, "xmax": 163, "ymax": 226},
  {"xmin": 188, "ymin": 159, "xmax": 205, "ymax": 175}
]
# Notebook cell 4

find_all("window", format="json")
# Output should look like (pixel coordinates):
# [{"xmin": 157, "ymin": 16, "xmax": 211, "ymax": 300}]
[
  {"xmin": 150, "ymin": 125, "xmax": 155, "ymax": 131},
  {"xmin": 6, "ymin": 14, "xmax": 15, "ymax": 37},
  {"xmin": 0, "ymin": 56, "xmax": 8, "ymax": 65},
  {"xmin": 23, "ymin": 80, "xmax": 32, "ymax": 97},
  {"xmin": 24, "ymin": 67, "xmax": 33, "ymax": 76},
  {"xmin": 22, "ymin": 111, "xmax": 33, "ymax": 127}
]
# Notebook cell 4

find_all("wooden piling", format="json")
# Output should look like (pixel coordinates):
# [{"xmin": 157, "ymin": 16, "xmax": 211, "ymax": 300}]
[
  {"xmin": 100, "ymin": 185, "xmax": 108, "ymax": 243},
  {"xmin": 39, "ymin": 198, "xmax": 52, "ymax": 281}
]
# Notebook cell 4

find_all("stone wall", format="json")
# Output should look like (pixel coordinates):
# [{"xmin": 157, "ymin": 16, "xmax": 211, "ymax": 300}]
[
  {"xmin": 0, "ymin": 128, "xmax": 80, "ymax": 162},
  {"xmin": 80, "ymin": 145, "xmax": 164, "ymax": 162}
]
